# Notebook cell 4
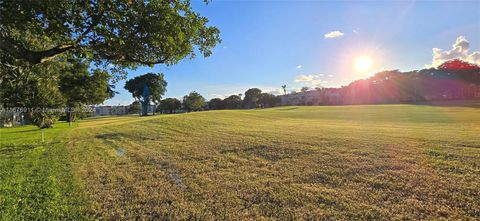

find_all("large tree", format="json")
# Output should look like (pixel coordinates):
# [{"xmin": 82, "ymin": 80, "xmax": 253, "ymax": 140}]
[
  {"xmin": 0, "ymin": 63, "xmax": 66, "ymax": 128},
  {"xmin": 124, "ymin": 73, "xmax": 167, "ymax": 116},
  {"xmin": 0, "ymin": 0, "xmax": 220, "ymax": 127},
  {"xmin": 59, "ymin": 59, "xmax": 115, "ymax": 124},
  {"xmin": 223, "ymin": 95, "xmax": 242, "ymax": 109},
  {"xmin": 258, "ymin": 93, "xmax": 279, "ymax": 108},
  {"xmin": 208, "ymin": 98, "xmax": 224, "ymax": 110},
  {"xmin": 183, "ymin": 91, "xmax": 205, "ymax": 112},
  {"xmin": 0, "ymin": 0, "xmax": 220, "ymax": 70},
  {"xmin": 243, "ymin": 88, "xmax": 262, "ymax": 109}
]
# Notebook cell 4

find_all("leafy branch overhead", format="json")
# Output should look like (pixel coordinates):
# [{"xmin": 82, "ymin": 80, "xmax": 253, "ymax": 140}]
[{"xmin": 0, "ymin": 0, "xmax": 221, "ymax": 68}]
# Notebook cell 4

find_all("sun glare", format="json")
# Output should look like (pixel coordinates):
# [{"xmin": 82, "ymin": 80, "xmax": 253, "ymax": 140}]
[{"xmin": 354, "ymin": 56, "xmax": 373, "ymax": 72}]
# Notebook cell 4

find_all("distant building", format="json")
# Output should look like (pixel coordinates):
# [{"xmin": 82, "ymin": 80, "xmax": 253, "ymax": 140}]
[
  {"xmin": 0, "ymin": 111, "xmax": 24, "ymax": 128},
  {"xmin": 92, "ymin": 104, "xmax": 158, "ymax": 116},
  {"xmin": 93, "ymin": 105, "xmax": 129, "ymax": 116}
]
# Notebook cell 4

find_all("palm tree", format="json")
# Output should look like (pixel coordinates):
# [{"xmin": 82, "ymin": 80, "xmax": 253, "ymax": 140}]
[{"xmin": 281, "ymin": 85, "xmax": 287, "ymax": 95}]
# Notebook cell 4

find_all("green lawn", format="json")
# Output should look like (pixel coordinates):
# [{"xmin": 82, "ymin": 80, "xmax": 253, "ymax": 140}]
[{"xmin": 1, "ymin": 105, "xmax": 479, "ymax": 220}]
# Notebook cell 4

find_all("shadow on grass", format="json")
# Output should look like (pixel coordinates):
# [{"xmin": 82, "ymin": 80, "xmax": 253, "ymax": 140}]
[
  {"xmin": 95, "ymin": 133, "xmax": 122, "ymax": 139},
  {"xmin": 9, "ymin": 128, "xmax": 41, "ymax": 133},
  {"xmin": 412, "ymin": 99, "xmax": 480, "ymax": 108}
]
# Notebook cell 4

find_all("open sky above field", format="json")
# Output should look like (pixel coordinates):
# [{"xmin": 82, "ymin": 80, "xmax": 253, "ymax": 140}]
[{"xmin": 105, "ymin": 1, "xmax": 480, "ymax": 105}]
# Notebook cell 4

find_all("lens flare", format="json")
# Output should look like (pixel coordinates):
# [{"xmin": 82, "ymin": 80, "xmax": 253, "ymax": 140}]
[{"xmin": 354, "ymin": 56, "xmax": 373, "ymax": 72}]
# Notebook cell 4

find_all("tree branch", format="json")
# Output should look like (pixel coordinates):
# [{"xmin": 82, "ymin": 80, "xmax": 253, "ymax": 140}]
[{"xmin": 0, "ymin": 34, "xmax": 76, "ymax": 64}]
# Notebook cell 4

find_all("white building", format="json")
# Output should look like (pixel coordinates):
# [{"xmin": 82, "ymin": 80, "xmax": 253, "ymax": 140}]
[{"xmin": 93, "ymin": 106, "xmax": 128, "ymax": 116}]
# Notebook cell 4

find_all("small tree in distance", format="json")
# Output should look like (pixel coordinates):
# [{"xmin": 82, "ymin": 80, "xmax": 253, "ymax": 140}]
[
  {"xmin": 183, "ymin": 91, "xmax": 206, "ymax": 112},
  {"xmin": 243, "ymin": 88, "xmax": 262, "ymax": 109},
  {"xmin": 223, "ymin": 95, "xmax": 242, "ymax": 109},
  {"xmin": 208, "ymin": 98, "xmax": 225, "ymax": 110},
  {"xmin": 124, "ymin": 73, "xmax": 167, "ymax": 116},
  {"xmin": 159, "ymin": 98, "xmax": 182, "ymax": 114},
  {"xmin": 258, "ymin": 93, "xmax": 279, "ymax": 108},
  {"xmin": 127, "ymin": 101, "xmax": 141, "ymax": 114}
]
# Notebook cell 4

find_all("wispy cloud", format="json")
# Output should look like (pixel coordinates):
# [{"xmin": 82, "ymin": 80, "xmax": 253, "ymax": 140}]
[
  {"xmin": 296, "ymin": 65, "xmax": 303, "ymax": 69},
  {"xmin": 324, "ymin": 31, "xmax": 344, "ymax": 39},
  {"xmin": 294, "ymin": 74, "xmax": 328, "ymax": 87},
  {"xmin": 426, "ymin": 36, "xmax": 480, "ymax": 67},
  {"xmin": 200, "ymin": 84, "xmax": 286, "ymax": 99}
]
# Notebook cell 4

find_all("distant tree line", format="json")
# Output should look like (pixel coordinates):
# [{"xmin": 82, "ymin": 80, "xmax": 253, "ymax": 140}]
[
  {"xmin": 280, "ymin": 59, "xmax": 480, "ymax": 106},
  {"xmin": 206, "ymin": 88, "xmax": 280, "ymax": 111},
  {"xmin": 339, "ymin": 59, "xmax": 480, "ymax": 105},
  {"xmin": 126, "ymin": 87, "xmax": 281, "ymax": 115}
]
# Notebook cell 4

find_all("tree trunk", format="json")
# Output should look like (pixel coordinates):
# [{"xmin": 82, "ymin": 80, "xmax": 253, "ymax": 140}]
[
  {"xmin": 141, "ymin": 102, "xmax": 148, "ymax": 116},
  {"xmin": 66, "ymin": 109, "xmax": 73, "ymax": 126}
]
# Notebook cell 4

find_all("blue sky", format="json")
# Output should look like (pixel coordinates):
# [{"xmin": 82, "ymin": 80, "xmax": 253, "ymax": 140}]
[{"xmin": 105, "ymin": 0, "xmax": 480, "ymax": 105}]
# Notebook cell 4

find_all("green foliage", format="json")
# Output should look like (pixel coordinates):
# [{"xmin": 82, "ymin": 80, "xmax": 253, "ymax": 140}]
[
  {"xmin": 243, "ymin": 88, "xmax": 262, "ymax": 108},
  {"xmin": 1, "ymin": 63, "xmax": 66, "ymax": 128},
  {"xmin": 208, "ymin": 98, "xmax": 224, "ymax": 110},
  {"xmin": 0, "ymin": 0, "xmax": 221, "ymax": 69},
  {"xmin": 127, "ymin": 101, "xmax": 141, "ymax": 114},
  {"xmin": 223, "ymin": 95, "xmax": 242, "ymax": 109},
  {"xmin": 124, "ymin": 73, "xmax": 167, "ymax": 103},
  {"xmin": 0, "ymin": 0, "xmax": 219, "ymax": 126},
  {"xmin": 59, "ymin": 59, "xmax": 115, "ymax": 122},
  {"xmin": 182, "ymin": 91, "xmax": 205, "ymax": 112},
  {"xmin": 158, "ymin": 98, "xmax": 182, "ymax": 113},
  {"xmin": 59, "ymin": 60, "xmax": 114, "ymax": 106},
  {"xmin": 0, "ymin": 58, "xmax": 114, "ymax": 127},
  {"xmin": 258, "ymin": 93, "xmax": 279, "ymax": 108},
  {"xmin": 124, "ymin": 73, "xmax": 167, "ymax": 115}
]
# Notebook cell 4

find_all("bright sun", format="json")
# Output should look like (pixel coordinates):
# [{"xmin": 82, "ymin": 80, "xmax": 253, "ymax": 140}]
[{"xmin": 354, "ymin": 56, "xmax": 373, "ymax": 72}]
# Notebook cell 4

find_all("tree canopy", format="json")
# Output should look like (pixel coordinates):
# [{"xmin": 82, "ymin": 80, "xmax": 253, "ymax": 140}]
[
  {"xmin": 208, "ymin": 98, "xmax": 224, "ymax": 110},
  {"xmin": 223, "ymin": 95, "xmax": 242, "ymax": 109},
  {"xmin": 59, "ymin": 59, "xmax": 115, "ymax": 122},
  {"xmin": 183, "ymin": 91, "xmax": 205, "ymax": 112},
  {"xmin": 158, "ymin": 98, "xmax": 181, "ymax": 113},
  {"xmin": 0, "ymin": 0, "xmax": 220, "ymax": 127},
  {"xmin": 258, "ymin": 93, "xmax": 279, "ymax": 108},
  {"xmin": 0, "ymin": 0, "xmax": 221, "ymax": 70},
  {"xmin": 243, "ymin": 88, "xmax": 262, "ymax": 108},
  {"xmin": 124, "ymin": 73, "xmax": 167, "ymax": 115}
]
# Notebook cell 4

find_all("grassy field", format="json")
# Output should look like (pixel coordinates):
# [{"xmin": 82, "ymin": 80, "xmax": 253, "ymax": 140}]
[{"xmin": 1, "ymin": 105, "xmax": 480, "ymax": 220}]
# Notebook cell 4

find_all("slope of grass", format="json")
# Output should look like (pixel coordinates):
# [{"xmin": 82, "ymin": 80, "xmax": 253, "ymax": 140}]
[{"xmin": 1, "ymin": 105, "xmax": 480, "ymax": 220}]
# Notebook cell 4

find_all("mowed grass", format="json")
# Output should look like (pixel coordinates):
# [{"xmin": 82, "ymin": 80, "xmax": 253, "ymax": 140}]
[
  {"xmin": 0, "ymin": 122, "xmax": 86, "ymax": 220},
  {"xmin": 1, "ymin": 105, "xmax": 480, "ymax": 220}
]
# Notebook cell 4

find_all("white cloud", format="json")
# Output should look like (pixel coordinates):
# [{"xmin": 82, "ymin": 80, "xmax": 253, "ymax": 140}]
[
  {"xmin": 294, "ymin": 74, "xmax": 327, "ymax": 87},
  {"xmin": 426, "ymin": 36, "xmax": 480, "ymax": 67},
  {"xmin": 324, "ymin": 31, "xmax": 344, "ymax": 39},
  {"xmin": 296, "ymin": 65, "xmax": 303, "ymax": 69},
  {"xmin": 294, "ymin": 74, "xmax": 315, "ymax": 82},
  {"xmin": 328, "ymin": 74, "xmax": 334, "ymax": 78}
]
